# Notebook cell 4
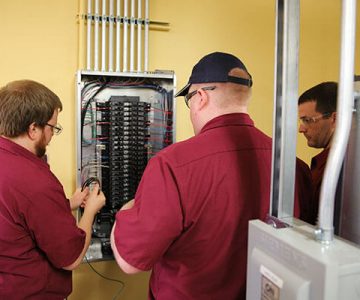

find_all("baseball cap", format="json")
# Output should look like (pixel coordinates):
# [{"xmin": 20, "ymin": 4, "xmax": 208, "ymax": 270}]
[{"xmin": 175, "ymin": 52, "xmax": 252, "ymax": 97}]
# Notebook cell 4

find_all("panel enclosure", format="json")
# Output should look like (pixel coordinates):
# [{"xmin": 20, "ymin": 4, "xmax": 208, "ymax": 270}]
[
  {"xmin": 247, "ymin": 219, "xmax": 360, "ymax": 300},
  {"xmin": 76, "ymin": 70, "xmax": 176, "ymax": 261}
]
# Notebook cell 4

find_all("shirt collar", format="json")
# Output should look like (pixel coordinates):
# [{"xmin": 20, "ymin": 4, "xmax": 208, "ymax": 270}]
[
  {"xmin": 200, "ymin": 113, "xmax": 254, "ymax": 134},
  {"xmin": 0, "ymin": 136, "xmax": 49, "ymax": 167},
  {"xmin": 311, "ymin": 148, "xmax": 330, "ymax": 169}
]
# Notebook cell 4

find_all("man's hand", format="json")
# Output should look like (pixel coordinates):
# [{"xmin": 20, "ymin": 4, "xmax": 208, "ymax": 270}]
[
  {"xmin": 83, "ymin": 184, "xmax": 106, "ymax": 215},
  {"xmin": 69, "ymin": 187, "xmax": 89, "ymax": 210}
]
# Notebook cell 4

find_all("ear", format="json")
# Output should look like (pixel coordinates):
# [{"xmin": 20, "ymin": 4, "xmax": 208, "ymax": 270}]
[
  {"xmin": 196, "ymin": 88, "xmax": 209, "ymax": 111},
  {"xmin": 331, "ymin": 111, "xmax": 336, "ymax": 123},
  {"xmin": 27, "ymin": 122, "xmax": 39, "ymax": 140}
]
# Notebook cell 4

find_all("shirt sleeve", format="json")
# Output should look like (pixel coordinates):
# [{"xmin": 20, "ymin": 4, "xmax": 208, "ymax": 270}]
[
  {"xmin": 113, "ymin": 155, "xmax": 183, "ymax": 271},
  {"xmin": 20, "ymin": 179, "xmax": 85, "ymax": 269}
]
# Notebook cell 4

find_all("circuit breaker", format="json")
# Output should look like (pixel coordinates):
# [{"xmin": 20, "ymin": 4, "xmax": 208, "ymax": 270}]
[{"xmin": 76, "ymin": 70, "xmax": 176, "ymax": 260}]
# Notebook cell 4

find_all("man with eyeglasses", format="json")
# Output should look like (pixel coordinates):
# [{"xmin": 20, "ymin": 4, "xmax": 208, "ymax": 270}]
[
  {"xmin": 298, "ymin": 81, "xmax": 338, "ymax": 225},
  {"xmin": 111, "ymin": 52, "xmax": 311, "ymax": 300},
  {"xmin": 0, "ymin": 80, "xmax": 106, "ymax": 299}
]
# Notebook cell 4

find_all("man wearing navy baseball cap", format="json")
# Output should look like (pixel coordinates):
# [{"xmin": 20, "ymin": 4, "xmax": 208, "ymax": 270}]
[
  {"xmin": 176, "ymin": 51, "xmax": 253, "ymax": 97},
  {"xmin": 111, "ymin": 52, "xmax": 311, "ymax": 300}
]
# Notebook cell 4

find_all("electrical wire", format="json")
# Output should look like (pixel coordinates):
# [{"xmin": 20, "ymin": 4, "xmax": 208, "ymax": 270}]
[
  {"xmin": 85, "ymin": 256, "xmax": 125, "ymax": 300},
  {"xmin": 81, "ymin": 79, "xmax": 109, "ymax": 144}
]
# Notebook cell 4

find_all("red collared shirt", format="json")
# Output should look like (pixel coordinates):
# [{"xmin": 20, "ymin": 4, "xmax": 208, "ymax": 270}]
[
  {"xmin": 114, "ymin": 113, "xmax": 274, "ymax": 299},
  {"xmin": 114, "ymin": 113, "xmax": 311, "ymax": 299},
  {"xmin": 310, "ymin": 148, "xmax": 330, "ymax": 224},
  {"xmin": 0, "ymin": 137, "xmax": 85, "ymax": 300}
]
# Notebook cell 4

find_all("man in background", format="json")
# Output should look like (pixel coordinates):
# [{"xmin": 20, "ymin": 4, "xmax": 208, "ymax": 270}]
[
  {"xmin": 298, "ymin": 81, "xmax": 338, "ymax": 225},
  {"xmin": 0, "ymin": 80, "xmax": 106, "ymax": 299},
  {"xmin": 111, "ymin": 52, "xmax": 311, "ymax": 299}
]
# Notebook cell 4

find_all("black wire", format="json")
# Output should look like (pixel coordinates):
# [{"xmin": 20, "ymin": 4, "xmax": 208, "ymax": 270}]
[
  {"xmin": 85, "ymin": 256, "xmax": 125, "ymax": 300},
  {"xmin": 81, "ymin": 80, "xmax": 109, "ymax": 145},
  {"xmin": 81, "ymin": 177, "xmax": 101, "ymax": 193}
]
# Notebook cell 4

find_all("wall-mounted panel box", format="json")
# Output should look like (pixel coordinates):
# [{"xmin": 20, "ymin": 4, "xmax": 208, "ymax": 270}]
[{"xmin": 76, "ymin": 70, "xmax": 176, "ymax": 261}]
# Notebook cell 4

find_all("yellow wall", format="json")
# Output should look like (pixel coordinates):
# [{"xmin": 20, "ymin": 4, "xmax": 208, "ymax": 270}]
[{"xmin": 0, "ymin": 0, "xmax": 359, "ymax": 299}]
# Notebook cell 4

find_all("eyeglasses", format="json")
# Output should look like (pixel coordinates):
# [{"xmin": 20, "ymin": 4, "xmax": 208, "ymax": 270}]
[
  {"xmin": 184, "ymin": 86, "xmax": 216, "ymax": 108},
  {"xmin": 298, "ymin": 113, "xmax": 331, "ymax": 126},
  {"xmin": 46, "ymin": 123, "xmax": 63, "ymax": 135}
]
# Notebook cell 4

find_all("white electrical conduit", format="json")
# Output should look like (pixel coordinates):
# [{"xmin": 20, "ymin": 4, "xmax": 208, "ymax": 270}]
[
  {"xmin": 94, "ymin": 0, "xmax": 100, "ymax": 71},
  {"xmin": 87, "ymin": 0, "xmax": 92, "ymax": 70},
  {"xmin": 86, "ymin": 0, "xmax": 153, "ymax": 73},
  {"xmin": 123, "ymin": 0, "xmax": 128, "ymax": 72},
  {"xmin": 109, "ymin": 0, "xmax": 114, "ymax": 71},
  {"xmin": 316, "ymin": 0, "xmax": 357, "ymax": 243},
  {"xmin": 101, "ymin": 0, "xmax": 107, "ymax": 71},
  {"xmin": 130, "ymin": 0, "xmax": 135, "ymax": 72},
  {"xmin": 115, "ymin": 0, "xmax": 121, "ymax": 72},
  {"xmin": 137, "ymin": 0, "xmax": 142, "ymax": 72},
  {"xmin": 144, "ymin": 0, "xmax": 149, "ymax": 72}
]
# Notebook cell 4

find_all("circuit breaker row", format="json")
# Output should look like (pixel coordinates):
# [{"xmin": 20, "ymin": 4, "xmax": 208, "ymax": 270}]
[{"xmin": 101, "ymin": 96, "xmax": 150, "ymax": 209}]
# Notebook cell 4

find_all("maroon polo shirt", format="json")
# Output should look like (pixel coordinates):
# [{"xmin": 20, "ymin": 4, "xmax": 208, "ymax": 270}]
[
  {"xmin": 114, "ymin": 113, "xmax": 311, "ymax": 299},
  {"xmin": 114, "ymin": 113, "xmax": 274, "ymax": 299},
  {"xmin": 0, "ymin": 137, "xmax": 85, "ymax": 299},
  {"xmin": 295, "ymin": 158, "xmax": 313, "ymax": 224},
  {"xmin": 310, "ymin": 148, "xmax": 330, "ymax": 224}
]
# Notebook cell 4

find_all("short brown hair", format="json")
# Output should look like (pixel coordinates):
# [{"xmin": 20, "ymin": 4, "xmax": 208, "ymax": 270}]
[
  {"xmin": 298, "ymin": 81, "xmax": 337, "ymax": 114},
  {"xmin": 0, "ymin": 80, "xmax": 63, "ymax": 137}
]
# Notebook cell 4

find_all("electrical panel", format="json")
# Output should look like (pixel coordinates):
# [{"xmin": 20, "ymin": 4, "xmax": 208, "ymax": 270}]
[
  {"xmin": 247, "ymin": 219, "xmax": 360, "ymax": 300},
  {"xmin": 76, "ymin": 70, "xmax": 176, "ymax": 260}
]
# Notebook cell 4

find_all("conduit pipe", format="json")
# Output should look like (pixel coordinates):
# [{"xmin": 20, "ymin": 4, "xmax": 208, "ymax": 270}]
[
  {"xmin": 84, "ymin": 0, "xmax": 167, "ymax": 73},
  {"xmin": 115, "ymin": 0, "xmax": 121, "ymax": 72},
  {"xmin": 137, "ymin": 0, "xmax": 142, "ymax": 72},
  {"xmin": 87, "ymin": 0, "xmax": 92, "ymax": 70},
  {"xmin": 130, "ymin": 0, "xmax": 135, "ymax": 72},
  {"xmin": 123, "ymin": 0, "xmax": 128, "ymax": 72},
  {"xmin": 101, "ymin": 0, "xmax": 107, "ymax": 71},
  {"xmin": 94, "ymin": 0, "xmax": 100, "ymax": 71},
  {"xmin": 316, "ymin": 0, "xmax": 357, "ymax": 243},
  {"xmin": 144, "ymin": 0, "xmax": 149, "ymax": 72},
  {"xmin": 109, "ymin": 0, "xmax": 114, "ymax": 71}
]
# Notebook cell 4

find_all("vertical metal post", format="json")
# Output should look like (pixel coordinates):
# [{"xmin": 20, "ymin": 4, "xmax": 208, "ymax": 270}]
[{"xmin": 270, "ymin": 0, "xmax": 300, "ymax": 219}]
